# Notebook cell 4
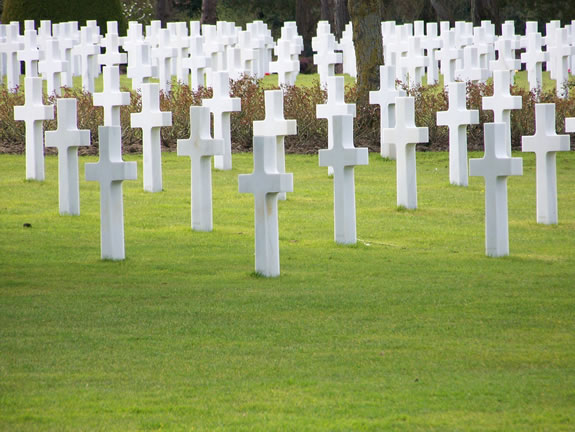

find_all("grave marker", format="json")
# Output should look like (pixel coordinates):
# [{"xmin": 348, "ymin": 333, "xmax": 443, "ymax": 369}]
[
  {"xmin": 369, "ymin": 65, "xmax": 406, "ymax": 159},
  {"xmin": 482, "ymin": 70, "xmax": 522, "ymax": 156},
  {"xmin": 382, "ymin": 97, "xmax": 428, "ymax": 209},
  {"xmin": 131, "ymin": 83, "xmax": 172, "ymax": 192},
  {"xmin": 239, "ymin": 136, "xmax": 293, "ymax": 277},
  {"xmin": 202, "ymin": 71, "xmax": 241, "ymax": 170},
  {"xmin": 469, "ymin": 122, "xmax": 523, "ymax": 257},
  {"xmin": 93, "ymin": 65, "xmax": 131, "ymax": 127},
  {"xmin": 177, "ymin": 106, "xmax": 224, "ymax": 231},
  {"xmin": 436, "ymin": 82, "xmax": 479, "ymax": 186},
  {"xmin": 521, "ymin": 104, "xmax": 570, "ymax": 224},
  {"xmin": 14, "ymin": 77, "xmax": 54, "ymax": 181},
  {"xmin": 319, "ymin": 115, "xmax": 369, "ymax": 244},
  {"xmin": 45, "ymin": 99, "xmax": 91, "ymax": 215},
  {"xmin": 85, "ymin": 126, "xmax": 138, "ymax": 260},
  {"xmin": 253, "ymin": 90, "xmax": 297, "ymax": 200}
]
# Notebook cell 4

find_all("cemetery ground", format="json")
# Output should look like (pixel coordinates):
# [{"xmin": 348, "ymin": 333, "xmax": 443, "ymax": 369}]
[{"xmin": 1, "ymin": 149, "xmax": 574, "ymax": 430}]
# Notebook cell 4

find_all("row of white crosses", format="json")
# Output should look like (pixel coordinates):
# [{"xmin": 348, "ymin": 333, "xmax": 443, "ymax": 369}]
[
  {"xmin": 378, "ymin": 19, "xmax": 575, "ymax": 97},
  {"xmin": 1, "ymin": 18, "xmax": 304, "ymax": 95},
  {"xmin": 368, "ymin": 62, "xmax": 572, "ymax": 258}
]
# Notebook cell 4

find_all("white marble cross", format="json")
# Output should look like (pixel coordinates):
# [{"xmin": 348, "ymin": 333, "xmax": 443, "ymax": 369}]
[
  {"xmin": 253, "ymin": 90, "xmax": 297, "ymax": 200},
  {"xmin": 152, "ymin": 28, "xmax": 177, "ymax": 94},
  {"xmin": 469, "ymin": 122, "xmax": 523, "ymax": 257},
  {"xmin": 422, "ymin": 22, "xmax": 441, "ymax": 85},
  {"xmin": 382, "ymin": 96, "xmax": 428, "ymax": 209},
  {"xmin": 202, "ymin": 71, "xmax": 241, "ymax": 170},
  {"xmin": 482, "ymin": 69, "xmax": 522, "ymax": 157},
  {"xmin": 548, "ymin": 28, "xmax": 574, "ymax": 98},
  {"xmin": 521, "ymin": 104, "xmax": 570, "ymax": 224},
  {"xmin": 44, "ymin": 99, "xmax": 91, "ymax": 215},
  {"xmin": 131, "ymin": 83, "xmax": 172, "ymax": 192},
  {"xmin": 72, "ymin": 26, "xmax": 100, "ymax": 93},
  {"xmin": 182, "ymin": 35, "xmax": 209, "ymax": 91},
  {"xmin": 455, "ymin": 46, "xmax": 489, "ymax": 83},
  {"xmin": 566, "ymin": 117, "xmax": 575, "ymax": 133},
  {"xmin": 401, "ymin": 36, "xmax": 427, "ymax": 87},
  {"xmin": 312, "ymin": 21, "xmax": 342, "ymax": 86},
  {"xmin": 270, "ymin": 39, "xmax": 299, "ymax": 86},
  {"xmin": 319, "ymin": 115, "xmax": 369, "ymax": 244},
  {"xmin": 93, "ymin": 65, "xmax": 131, "ymax": 127},
  {"xmin": 98, "ymin": 32, "xmax": 127, "ymax": 68},
  {"xmin": 17, "ymin": 29, "xmax": 40, "ymax": 77},
  {"xmin": 317, "ymin": 76, "xmax": 356, "ymax": 174},
  {"xmin": 520, "ymin": 32, "xmax": 548, "ymax": 92},
  {"xmin": 38, "ymin": 38, "xmax": 66, "ymax": 96},
  {"xmin": 127, "ymin": 41, "xmax": 156, "ymax": 92},
  {"xmin": 238, "ymin": 135, "xmax": 293, "ymax": 277},
  {"xmin": 436, "ymin": 82, "xmax": 479, "ymax": 186},
  {"xmin": 1, "ymin": 24, "xmax": 22, "ymax": 90},
  {"xmin": 85, "ymin": 126, "xmax": 138, "ymax": 260},
  {"xmin": 177, "ymin": 106, "xmax": 223, "ymax": 231},
  {"xmin": 436, "ymin": 30, "xmax": 461, "ymax": 84},
  {"xmin": 369, "ymin": 65, "xmax": 406, "ymax": 159},
  {"xmin": 14, "ymin": 77, "xmax": 54, "ymax": 181}
]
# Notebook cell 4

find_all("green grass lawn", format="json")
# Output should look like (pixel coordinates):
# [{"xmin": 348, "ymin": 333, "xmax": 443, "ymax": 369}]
[{"xmin": 1, "ymin": 151, "xmax": 574, "ymax": 430}]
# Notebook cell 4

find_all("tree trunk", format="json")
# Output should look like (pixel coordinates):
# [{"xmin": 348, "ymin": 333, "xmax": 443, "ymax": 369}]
[
  {"xmin": 333, "ymin": 0, "xmax": 350, "ymax": 39},
  {"xmin": 320, "ymin": 0, "xmax": 336, "ymax": 34},
  {"xmin": 155, "ymin": 0, "xmax": 173, "ymax": 26},
  {"xmin": 348, "ymin": 0, "xmax": 383, "ymax": 105},
  {"xmin": 471, "ymin": 0, "xmax": 500, "ymax": 29},
  {"xmin": 429, "ymin": 0, "xmax": 453, "ymax": 23},
  {"xmin": 296, "ymin": 0, "xmax": 320, "ymax": 56},
  {"xmin": 201, "ymin": 0, "xmax": 217, "ymax": 25}
]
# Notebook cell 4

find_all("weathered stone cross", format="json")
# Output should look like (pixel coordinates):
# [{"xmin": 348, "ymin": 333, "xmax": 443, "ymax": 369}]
[
  {"xmin": 14, "ymin": 77, "xmax": 54, "ymax": 181},
  {"xmin": 131, "ymin": 83, "xmax": 172, "ymax": 192},
  {"xmin": 85, "ymin": 126, "xmax": 138, "ymax": 260},
  {"xmin": 45, "ymin": 98, "xmax": 91, "ymax": 215},
  {"xmin": 177, "ymin": 106, "xmax": 223, "ymax": 231},
  {"xmin": 521, "ymin": 104, "xmax": 570, "ymax": 224},
  {"xmin": 238, "ymin": 136, "xmax": 293, "ymax": 277},
  {"xmin": 469, "ymin": 122, "xmax": 523, "ymax": 257}
]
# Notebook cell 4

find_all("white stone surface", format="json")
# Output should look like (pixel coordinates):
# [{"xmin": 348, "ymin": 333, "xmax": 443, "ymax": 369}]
[
  {"xmin": 382, "ymin": 96, "xmax": 428, "ymax": 209},
  {"xmin": 566, "ymin": 117, "xmax": 575, "ymax": 133},
  {"xmin": 312, "ymin": 21, "xmax": 342, "ymax": 86},
  {"xmin": 520, "ymin": 32, "xmax": 548, "ymax": 92},
  {"xmin": 45, "ymin": 98, "xmax": 91, "ymax": 215},
  {"xmin": 127, "ymin": 41, "xmax": 156, "ymax": 92},
  {"xmin": 521, "ymin": 104, "xmax": 570, "ymax": 224},
  {"xmin": 152, "ymin": 28, "xmax": 177, "ymax": 94},
  {"xmin": 239, "ymin": 135, "xmax": 293, "ymax": 277},
  {"xmin": 202, "ymin": 71, "xmax": 241, "ymax": 170},
  {"xmin": 482, "ymin": 69, "xmax": 522, "ymax": 156},
  {"xmin": 177, "ymin": 106, "xmax": 224, "ymax": 231},
  {"xmin": 85, "ymin": 126, "xmax": 138, "ymax": 260},
  {"xmin": 98, "ymin": 31, "xmax": 127, "ymax": 68},
  {"xmin": 38, "ymin": 38, "xmax": 65, "ymax": 96},
  {"xmin": 1, "ymin": 23, "xmax": 22, "ymax": 90},
  {"xmin": 131, "ymin": 83, "xmax": 172, "ymax": 192},
  {"xmin": 369, "ymin": 65, "xmax": 406, "ymax": 159},
  {"xmin": 318, "ymin": 115, "xmax": 368, "ymax": 244},
  {"xmin": 93, "ymin": 65, "xmax": 131, "ymax": 127},
  {"xmin": 270, "ymin": 39, "xmax": 299, "ymax": 86},
  {"xmin": 317, "ymin": 76, "xmax": 356, "ymax": 174},
  {"xmin": 14, "ymin": 77, "xmax": 54, "ymax": 181},
  {"xmin": 253, "ymin": 90, "xmax": 297, "ymax": 200},
  {"xmin": 72, "ymin": 26, "xmax": 100, "ymax": 93},
  {"xmin": 18, "ymin": 29, "xmax": 40, "ymax": 77},
  {"xmin": 436, "ymin": 82, "xmax": 479, "ymax": 186},
  {"xmin": 182, "ymin": 34, "xmax": 209, "ymax": 91},
  {"xmin": 469, "ymin": 122, "xmax": 523, "ymax": 257}
]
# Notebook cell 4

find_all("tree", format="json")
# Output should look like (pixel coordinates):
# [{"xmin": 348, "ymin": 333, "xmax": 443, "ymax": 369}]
[
  {"xmin": 1, "ymin": 0, "xmax": 127, "ymax": 34},
  {"xmin": 296, "ymin": 0, "xmax": 320, "ymax": 56},
  {"xmin": 155, "ymin": 0, "xmax": 174, "ymax": 25},
  {"xmin": 201, "ymin": 0, "xmax": 217, "ymax": 24},
  {"xmin": 429, "ymin": 0, "xmax": 454, "ymax": 23},
  {"xmin": 470, "ymin": 0, "xmax": 499, "ymax": 28},
  {"xmin": 333, "ymin": 0, "xmax": 350, "ymax": 39},
  {"xmin": 348, "ymin": 0, "xmax": 383, "ymax": 104}
]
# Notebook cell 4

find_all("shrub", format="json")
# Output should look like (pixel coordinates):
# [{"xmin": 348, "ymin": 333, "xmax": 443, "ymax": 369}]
[{"xmin": 1, "ymin": 76, "xmax": 574, "ymax": 156}]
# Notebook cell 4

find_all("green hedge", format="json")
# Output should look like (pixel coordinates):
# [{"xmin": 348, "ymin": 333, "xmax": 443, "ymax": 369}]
[{"xmin": 1, "ymin": 0, "xmax": 127, "ymax": 35}]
